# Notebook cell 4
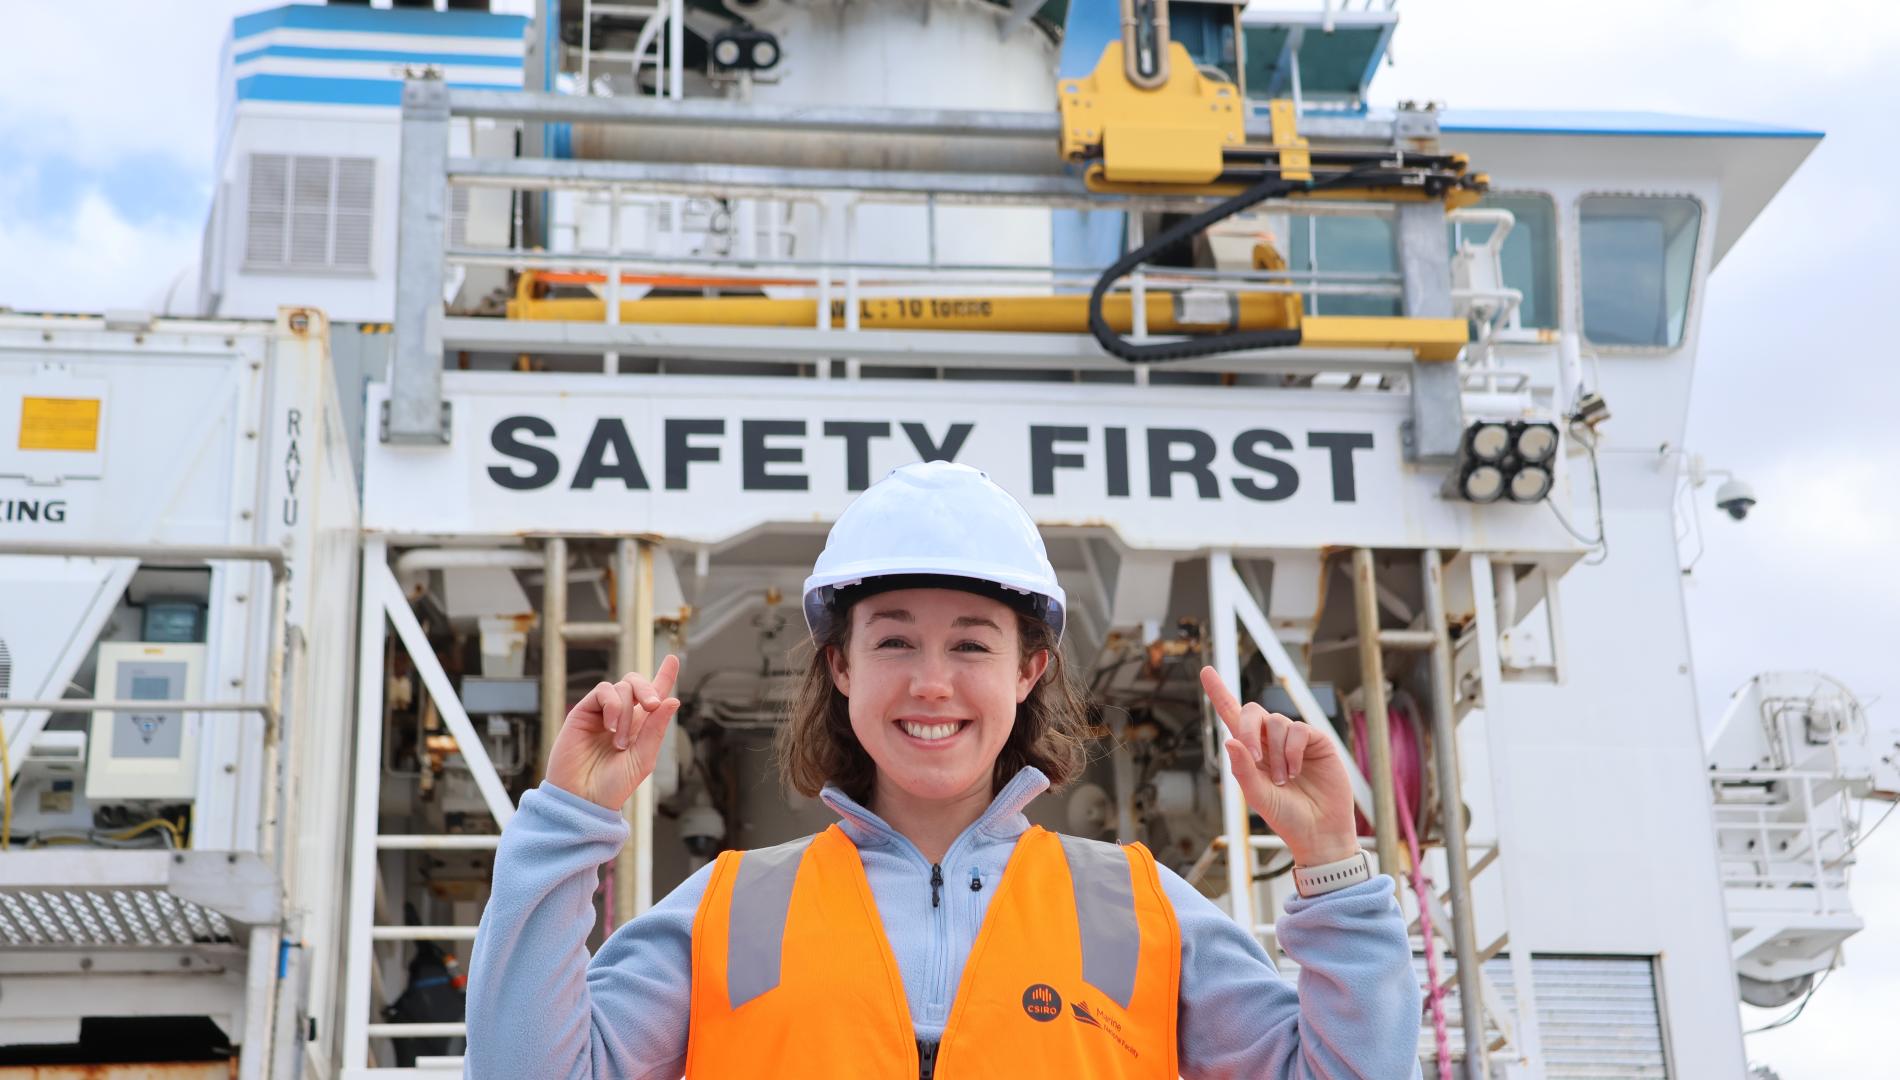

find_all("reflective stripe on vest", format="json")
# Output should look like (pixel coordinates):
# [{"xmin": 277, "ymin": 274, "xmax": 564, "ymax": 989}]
[{"xmin": 685, "ymin": 824, "xmax": 1179, "ymax": 1078}]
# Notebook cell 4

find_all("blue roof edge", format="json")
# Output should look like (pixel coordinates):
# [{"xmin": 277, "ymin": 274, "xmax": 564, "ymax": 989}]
[
  {"xmin": 1433, "ymin": 108, "xmax": 1822, "ymax": 140},
  {"xmin": 234, "ymin": 4, "xmax": 529, "ymax": 41}
]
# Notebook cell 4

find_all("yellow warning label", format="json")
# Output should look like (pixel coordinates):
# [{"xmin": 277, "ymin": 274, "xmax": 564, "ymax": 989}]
[{"xmin": 19, "ymin": 396, "xmax": 101, "ymax": 451}]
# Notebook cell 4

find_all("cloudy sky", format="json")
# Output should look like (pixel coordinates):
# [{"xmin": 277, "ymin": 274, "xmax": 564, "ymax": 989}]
[{"xmin": 2, "ymin": 1, "xmax": 1895, "ymax": 1075}]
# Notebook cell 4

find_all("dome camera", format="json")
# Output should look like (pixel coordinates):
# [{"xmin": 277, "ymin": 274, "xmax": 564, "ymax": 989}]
[
  {"xmin": 1715, "ymin": 478, "xmax": 1756, "ymax": 521},
  {"xmin": 679, "ymin": 797, "xmax": 726, "ymax": 858}
]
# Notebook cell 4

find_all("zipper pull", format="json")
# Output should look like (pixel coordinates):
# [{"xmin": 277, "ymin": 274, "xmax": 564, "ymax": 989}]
[
  {"xmin": 918, "ymin": 1039, "xmax": 939, "ymax": 1080},
  {"xmin": 931, "ymin": 863, "xmax": 943, "ymax": 908},
  {"xmin": 970, "ymin": 868, "xmax": 982, "ymax": 892}
]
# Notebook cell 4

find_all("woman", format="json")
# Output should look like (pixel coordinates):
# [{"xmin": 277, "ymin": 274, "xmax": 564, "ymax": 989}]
[{"xmin": 466, "ymin": 462, "xmax": 1421, "ymax": 1078}]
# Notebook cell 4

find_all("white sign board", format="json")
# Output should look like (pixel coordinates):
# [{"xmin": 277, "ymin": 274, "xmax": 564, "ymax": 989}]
[{"xmin": 365, "ymin": 373, "xmax": 1581, "ymax": 553}]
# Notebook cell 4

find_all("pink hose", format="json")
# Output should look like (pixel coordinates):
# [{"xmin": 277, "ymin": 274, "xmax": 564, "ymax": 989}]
[{"xmin": 1352, "ymin": 703, "xmax": 1453, "ymax": 1080}]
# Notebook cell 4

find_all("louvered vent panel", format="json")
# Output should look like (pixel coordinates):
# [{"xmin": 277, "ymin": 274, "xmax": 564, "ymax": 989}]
[{"xmin": 244, "ymin": 153, "xmax": 288, "ymax": 265}]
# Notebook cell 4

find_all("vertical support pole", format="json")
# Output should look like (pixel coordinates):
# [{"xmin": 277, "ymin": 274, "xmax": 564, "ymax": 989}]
[
  {"xmin": 667, "ymin": 0, "xmax": 685, "ymax": 99},
  {"xmin": 815, "ymin": 198, "xmax": 833, "ymax": 379},
  {"xmin": 540, "ymin": 537, "xmax": 567, "ymax": 778},
  {"xmin": 844, "ymin": 201, "xmax": 862, "ymax": 380},
  {"xmin": 238, "ymin": 923, "xmax": 281, "ymax": 1080},
  {"xmin": 260, "ymin": 569, "xmax": 290, "ymax": 862},
  {"xmin": 1351, "ymin": 548, "xmax": 1402, "ymax": 886},
  {"xmin": 605, "ymin": 186, "xmax": 621, "ymax": 374},
  {"xmin": 342, "ymin": 538, "xmax": 388, "ymax": 1071},
  {"xmin": 1206, "ymin": 551, "xmax": 1256, "ymax": 931},
  {"xmin": 580, "ymin": 0, "xmax": 592, "ymax": 93},
  {"xmin": 1423, "ymin": 548, "xmax": 1488, "ymax": 1080},
  {"xmin": 632, "ymin": 541, "xmax": 657, "ymax": 913},
  {"xmin": 1109, "ymin": 710, "xmax": 1138, "ymax": 842},
  {"xmin": 386, "ymin": 78, "xmax": 452, "ymax": 445},
  {"xmin": 1396, "ymin": 200, "xmax": 1463, "ymax": 463}
]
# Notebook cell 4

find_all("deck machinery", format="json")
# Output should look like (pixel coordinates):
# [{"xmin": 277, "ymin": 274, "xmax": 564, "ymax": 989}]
[{"xmin": 2, "ymin": 1, "xmax": 1890, "ymax": 1078}]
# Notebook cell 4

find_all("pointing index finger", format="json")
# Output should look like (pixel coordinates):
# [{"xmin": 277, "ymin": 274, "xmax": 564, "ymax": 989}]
[
  {"xmin": 652, "ymin": 654, "xmax": 681, "ymax": 700},
  {"xmin": 1199, "ymin": 666, "xmax": 1244, "ymax": 731}
]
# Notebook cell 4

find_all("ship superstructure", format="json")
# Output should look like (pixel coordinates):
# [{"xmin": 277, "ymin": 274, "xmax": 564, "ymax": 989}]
[{"xmin": 3, "ymin": 2, "xmax": 1892, "ymax": 1078}]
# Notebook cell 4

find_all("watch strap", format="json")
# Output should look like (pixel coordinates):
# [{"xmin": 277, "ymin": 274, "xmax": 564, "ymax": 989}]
[{"xmin": 1293, "ymin": 850, "xmax": 1372, "ymax": 898}]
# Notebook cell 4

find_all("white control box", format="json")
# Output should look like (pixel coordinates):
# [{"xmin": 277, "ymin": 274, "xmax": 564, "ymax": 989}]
[{"xmin": 85, "ymin": 641, "xmax": 204, "ymax": 802}]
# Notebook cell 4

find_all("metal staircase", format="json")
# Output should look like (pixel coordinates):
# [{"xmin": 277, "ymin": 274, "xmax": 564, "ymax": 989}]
[
  {"xmin": 1200, "ymin": 547, "xmax": 1549, "ymax": 1079},
  {"xmin": 337, "ymin": 537, "xmax": 659, "ymax": 1076}
]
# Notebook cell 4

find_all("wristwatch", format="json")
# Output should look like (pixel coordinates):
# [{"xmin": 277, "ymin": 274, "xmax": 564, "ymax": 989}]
[{"xmin": 1292, "ymin": 850, "xmax": 1372, "ymax": 898}]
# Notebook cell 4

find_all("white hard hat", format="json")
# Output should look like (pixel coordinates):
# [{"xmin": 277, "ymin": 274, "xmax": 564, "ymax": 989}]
[{"xmin": 803, "ymin": 461, "xmax": 1066, "ymax": 643}]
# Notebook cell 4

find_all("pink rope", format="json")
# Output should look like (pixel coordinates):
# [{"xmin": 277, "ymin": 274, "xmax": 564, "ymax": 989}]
[{"xmin": 1352, "ymin": 704, "xmax": 1454, "ymax": 1080}]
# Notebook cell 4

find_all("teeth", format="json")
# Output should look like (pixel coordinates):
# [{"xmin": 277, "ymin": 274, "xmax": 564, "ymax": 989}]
[{"xmin": 902, "ymin": 720, "xmax": 960, "ymax": 741}]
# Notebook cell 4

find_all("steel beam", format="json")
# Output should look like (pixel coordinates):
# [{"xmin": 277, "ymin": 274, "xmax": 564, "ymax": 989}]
[
  {"xmin": 371, "ymin": 562, "xmax": 515, "ymax": 827},
  {"xmin": 443, "ymin": 88, "xmax": 1400, "ymax": 146},
  {"xmin": 1352, "ymin": 549, "xmax": 1404, "ymax": 887},
  {"xmin": 451, "ymin": 154, "xmax": 1087, "ymax": 202},
  {"xmin": 0, "ymin": 540, "xmax": 287, "ymax": 579},
  {"xmin": 388, "ymin": 79, "xmax": 452, "ymax": 445},
  {"xmin": 439, "ymin": 316, "xmax": 1415, "ymax": 377},
  {"xmin": 1423, "ymin": 548, "xmax": 1489, "ymax": 1079},
  {"xmin": 1206, "ymin": 551, "xmax": 1258, "ymax": 932},
  {"xmin": 1396, "ymin": 200, "xmax": 1465, "ymax": 463},
  {"xmin": 341, "ymin": 538, "xmax": 388, "ymax": 1074},
  {"xmin": 1469, "ymin": 553, "xmax": 1548, "ymax": 1075}
]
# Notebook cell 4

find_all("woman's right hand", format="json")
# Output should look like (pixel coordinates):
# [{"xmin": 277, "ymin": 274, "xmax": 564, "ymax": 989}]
[{"xmin": 546, "ymin": 654, "xmax": 682, "ymax": 812}]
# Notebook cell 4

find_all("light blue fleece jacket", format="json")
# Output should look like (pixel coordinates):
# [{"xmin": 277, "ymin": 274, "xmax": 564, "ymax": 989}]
[{"xmin": 465, "ymin": 767, "xmax": 1422, "ymax": 1079}]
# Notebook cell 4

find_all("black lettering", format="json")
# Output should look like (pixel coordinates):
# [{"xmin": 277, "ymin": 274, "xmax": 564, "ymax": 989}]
[
  {"xmin": 901, "ymin": 421, "xmax": 973, "ymax": 463},
  {"xmin": 1232, "ymin": 429, "xmax": 1300, "ymax": 502},
  {"xmin": 1307, "ymin": 431, "xmax": 1375, "ymax": 502},
  {"xmin": 282, "ymin": 498, "xmax": 299, "ymax": 526},
  {"xmin": 823, "ymin": 421, "xmax": 891, "ymax": 491},
  {"xmin": 488, "ymin": 415, "xmax": 560, "ymax": 490},
  {"xmin": 286, "ymin": 408, "xmax": 302, "ymax": 438},
  {"xmin": 1147, "ymin": 428, "xmax": 1218, "ymax": 499},
  {"xmin": 571, "ymin": 418, "xmax": 651, "ymax": 490},
  {"xmin": 666, "ymin": 419, "xmax": 724, "ymax": 490},
  {"xmin": 1029, "ymin": 426, "xmax": 1088, "ymax": 496},
  {"xmin": 18, "ymin": 501, "xmax": 38, "ymax": 522},
  {"xmin": 45, "ymin": 501, "xmax": 65, "ymax": 524},
  {"xmin": 742, "ymin": 420, "xmax": 808, "ymax": 491},
  {"xmin": 1104, "ymin": 427, "xmax": 1130, "ymax": 497}
]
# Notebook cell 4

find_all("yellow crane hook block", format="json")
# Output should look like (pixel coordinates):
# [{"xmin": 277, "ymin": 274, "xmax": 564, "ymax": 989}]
[{"xmin": 1059, "ymin": 41, "xmax": 1244, "ymax": 187}]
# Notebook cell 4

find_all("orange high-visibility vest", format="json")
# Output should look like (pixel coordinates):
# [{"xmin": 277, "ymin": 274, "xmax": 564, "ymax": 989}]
[{"xmin": 686, "ymin": 824, "xmax": 1180, "ymax": 1078}]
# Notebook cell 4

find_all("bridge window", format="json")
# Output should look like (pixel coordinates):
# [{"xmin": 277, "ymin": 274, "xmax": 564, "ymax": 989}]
[
  {"xmin": 1580, "ymin": 195, "xmax": 1701, "ymax": 348},
  {"xmin": 1450, "ymin": 194, "xmax": 1558, "ymax": 331}
]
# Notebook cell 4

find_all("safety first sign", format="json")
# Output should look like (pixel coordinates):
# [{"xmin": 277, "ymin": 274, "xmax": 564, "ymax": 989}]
[{"xmin": 363, "ymin": 373, "xmax": 1578, "ymax": 552}]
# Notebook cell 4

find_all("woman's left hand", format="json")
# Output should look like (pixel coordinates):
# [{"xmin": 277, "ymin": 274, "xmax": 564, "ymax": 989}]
[{"xmin": 1199, "ymin": 666, "xmax": 1362, "ymax": 868}]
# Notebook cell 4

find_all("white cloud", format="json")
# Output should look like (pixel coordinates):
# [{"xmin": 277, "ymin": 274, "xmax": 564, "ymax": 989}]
[
  {"xmin": 0, "ymin": 166, "xmax": 201, "ymax": 314},
  {"xmin": 0, "ymin": 1, "xmax": 264, "ymax": 169}
]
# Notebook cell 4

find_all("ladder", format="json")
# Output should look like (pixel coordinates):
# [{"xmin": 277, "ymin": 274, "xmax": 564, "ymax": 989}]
[
  {"xmin": 578, "ymin": 0, "xmax": 684, "ymax": 100},
  {"xmin": 338, "ymin": 537, "xmax": 655, "ymax": 1077},
  {"xmin": 1201, "ymin": 547, "xmax": 1546, "ymax": 1080}
]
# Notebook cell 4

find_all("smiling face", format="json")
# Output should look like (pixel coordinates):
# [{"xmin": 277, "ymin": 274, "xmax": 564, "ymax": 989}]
[{"xmin": 826, "ymin": 587, "xmax": 1050, "ymax": 806}]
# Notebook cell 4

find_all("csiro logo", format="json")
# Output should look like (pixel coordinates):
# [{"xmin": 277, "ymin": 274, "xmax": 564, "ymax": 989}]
[{"xmin": 1021, "ymin": 983, "xmax": 1061, "ymax": 1022}]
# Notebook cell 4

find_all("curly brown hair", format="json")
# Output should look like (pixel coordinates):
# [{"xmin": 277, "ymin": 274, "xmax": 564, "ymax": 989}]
[{"xmin": 775, "ymin": 602, "xmax": 1090, "ymax": 805}]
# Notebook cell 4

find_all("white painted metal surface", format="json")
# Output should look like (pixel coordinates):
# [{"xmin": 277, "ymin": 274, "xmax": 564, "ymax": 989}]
[
  {"xmin": 362, "ymin": 372, "xmax": 1582, "ymax": 555},
  {"xmin": 0, "ymin": 310, "xmax": 361, "ymax": 1078}
]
